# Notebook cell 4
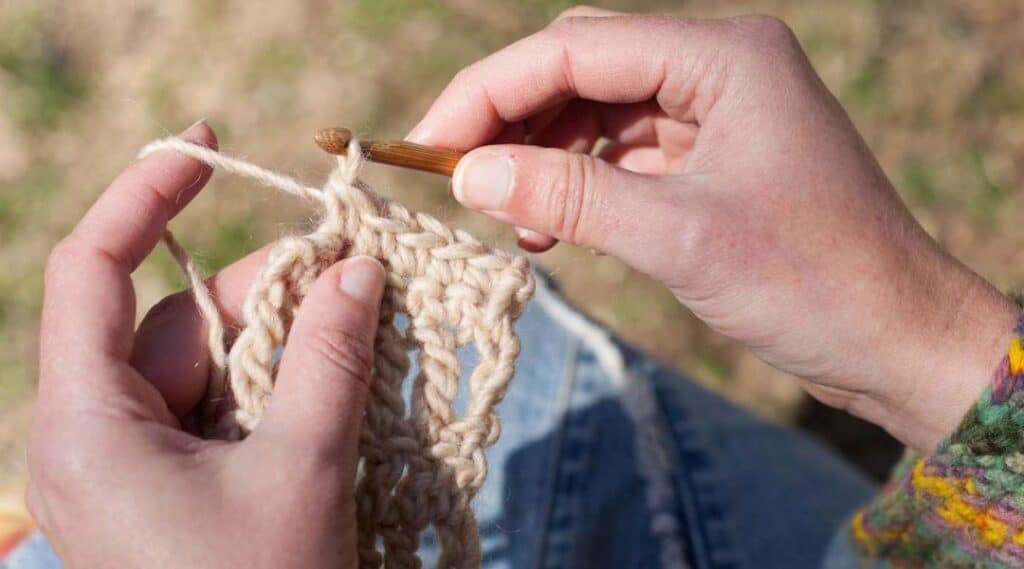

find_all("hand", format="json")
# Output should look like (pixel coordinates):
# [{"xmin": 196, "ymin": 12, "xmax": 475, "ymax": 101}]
[
  {"xmin": 28, "ymin": 121, "xmax": 385, "ymax": 568},
  {"xmin": 409, "ymin": 7, "xmax": 1020, "ymax": 451}
]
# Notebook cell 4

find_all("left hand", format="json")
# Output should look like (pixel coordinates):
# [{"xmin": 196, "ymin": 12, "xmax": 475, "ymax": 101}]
[{"xmin": 27, "ymin": 121, "xmax": 383, "ymax": 568}]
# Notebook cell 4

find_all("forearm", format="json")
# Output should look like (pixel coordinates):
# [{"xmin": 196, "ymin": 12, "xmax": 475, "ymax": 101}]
[{"xmin": 849, "ymin": 253, "xmax": 1021, "ymax": 452}]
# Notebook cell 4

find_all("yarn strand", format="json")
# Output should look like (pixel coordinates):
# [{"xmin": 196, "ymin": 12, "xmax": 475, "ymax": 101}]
[{"xmin": 145, "ymin": 136, "xmax": 535, "ymax": 569}]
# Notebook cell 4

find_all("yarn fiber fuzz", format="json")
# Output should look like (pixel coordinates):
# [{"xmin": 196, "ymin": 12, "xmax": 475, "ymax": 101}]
[
  {"xmin": 852, "ymin": 318, "xmax": 1024, "ymax": 567},
  {"xmin": 142, "ymin": 136, "xmax": 535, "ymax": 569}
]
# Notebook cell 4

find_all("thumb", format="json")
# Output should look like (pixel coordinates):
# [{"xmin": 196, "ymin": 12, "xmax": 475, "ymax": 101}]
[
  {"xmin": 255, "ymin": 256, "xmax": 385, "ymax": 460},
  {"xmin": 451, "ymin": 144, "xmax": 666, "ymax": 255}
]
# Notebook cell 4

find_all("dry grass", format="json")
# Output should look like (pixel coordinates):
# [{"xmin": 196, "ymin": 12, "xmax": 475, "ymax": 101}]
[{"xmin": 1, "ymin": 0, "xmax": 1023, "ymax": 483}]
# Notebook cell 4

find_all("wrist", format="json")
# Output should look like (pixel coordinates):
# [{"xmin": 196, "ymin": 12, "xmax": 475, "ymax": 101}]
[{"xmin": 856, "ymin": 259, "xmax": 1020, "ymax": 452}]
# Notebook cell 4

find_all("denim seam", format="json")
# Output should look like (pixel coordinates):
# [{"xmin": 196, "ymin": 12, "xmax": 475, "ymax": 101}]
[
  {"xmin": 541, "ymin": 358, "xmax": 601, "ymax": 569},
  {"xmin": 535, "ymin": 279, "xmax": 690, "ymax": 569},
  {"xmin": 533, "ymin": 334, "xmax": 581, "ymax": 569},
  {"xmin": 653, "ymin": 376, "xmax": 742, "ymax": 569},
  {"xmin": 621, "ymin": 367, "xmax": 692, "ymax": 569}
]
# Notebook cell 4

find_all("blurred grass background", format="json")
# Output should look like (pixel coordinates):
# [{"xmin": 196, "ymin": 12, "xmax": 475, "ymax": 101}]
[{"xmin": 1, "ymin": 0, "xmax": 1023, "ymax": 484}]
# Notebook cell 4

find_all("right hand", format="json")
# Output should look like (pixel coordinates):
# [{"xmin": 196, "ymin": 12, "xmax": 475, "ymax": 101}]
[{"xmin": 408, "ymin": 7, "xmax": 1020, "ymax": 451}]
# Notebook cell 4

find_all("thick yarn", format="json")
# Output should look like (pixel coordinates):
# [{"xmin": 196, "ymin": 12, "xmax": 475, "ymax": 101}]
[
  {"xmin": 852, "ymin": 318, "xmax": 1024, "ymax": 567},
  {"xmin": 139, "ymin": 137, "xmax": 535, "ymax": 569}
]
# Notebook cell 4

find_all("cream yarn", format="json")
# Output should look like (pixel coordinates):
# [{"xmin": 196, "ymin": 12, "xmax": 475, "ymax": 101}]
[{"xmin": 139, "ymin": 136, "xmax": 535, "ymax": 568}]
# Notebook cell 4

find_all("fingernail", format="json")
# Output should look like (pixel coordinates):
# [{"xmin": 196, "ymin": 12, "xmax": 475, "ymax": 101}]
[
  {"xmin": 180, "ymin": 117, "xmax": 208, "ymax": 136},
  {"xmin": 452, "ymin": 153, "xmax": 511, "ymax": 211},
  {"xmin": 339, "ymin": 256, "xmax": 385, "ymax": 305},
  {"xmin": 405, "ymin": 123, "xmax": 428, "ymax": 144},
  {"xmin": 514, "ymin": 227, "xmax": 534, "ymax": 250}
]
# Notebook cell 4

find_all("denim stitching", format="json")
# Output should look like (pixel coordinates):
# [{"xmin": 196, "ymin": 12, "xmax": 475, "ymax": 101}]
[
  {"xmin": 648, "ymin": 362, "xmax": 742, "ymax": 569},
  {"xmin": 541, "ymin": 363, "xmax": 599, "ymax": 569},
  {"xmin": 533, "ymin": 334, "xmax": 581, "ymax": 568},
  {"xmin": 535, "ymin": 280, "xmax": 689, "ymax": 568}
]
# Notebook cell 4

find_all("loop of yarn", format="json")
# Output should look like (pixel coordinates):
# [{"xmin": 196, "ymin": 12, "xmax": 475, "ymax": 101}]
[{"xmin": 139, "ymin": 137, "xmax": 535, "ymax": 568}]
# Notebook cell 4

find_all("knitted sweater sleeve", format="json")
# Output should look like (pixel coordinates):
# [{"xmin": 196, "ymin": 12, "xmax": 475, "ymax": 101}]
[{"xmin": 851, "ymin": 318, "xmax": 1024, "ymax": 567}]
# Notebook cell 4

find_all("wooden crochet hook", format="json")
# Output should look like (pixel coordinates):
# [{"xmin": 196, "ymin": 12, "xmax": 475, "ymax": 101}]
[{"xmin": 315, "ymin": 127, "xmax": 465, "ymax": 177}]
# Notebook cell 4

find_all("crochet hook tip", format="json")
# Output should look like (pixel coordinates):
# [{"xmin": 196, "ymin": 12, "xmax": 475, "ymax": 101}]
[
  {"xmin": 315, "ymin": 127, "xmax": 354, "ymax": 155},
  {"xmin": 314, "ymin": 127, "xmax": 466, "ymax": 178}
]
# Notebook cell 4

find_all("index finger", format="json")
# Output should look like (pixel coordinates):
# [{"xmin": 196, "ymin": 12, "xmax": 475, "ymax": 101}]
[
  {"xmin": 406, "ymin": 14, "xmax": 735, "ymax": 150},
  {"xmin": 38, "ymin": 122, "xmax": 217, "ymax": 399}
]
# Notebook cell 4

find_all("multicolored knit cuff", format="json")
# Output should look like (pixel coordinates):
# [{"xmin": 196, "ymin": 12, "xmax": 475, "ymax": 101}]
[{"xmin": 851, "ymin": 317, "xmax": 1024, "ymax": 567}]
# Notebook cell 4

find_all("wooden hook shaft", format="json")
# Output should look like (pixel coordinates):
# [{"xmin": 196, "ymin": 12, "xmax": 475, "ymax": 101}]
[{"xmin": 315, "ymin": 127, "xmax": 465, "ymax": 177}]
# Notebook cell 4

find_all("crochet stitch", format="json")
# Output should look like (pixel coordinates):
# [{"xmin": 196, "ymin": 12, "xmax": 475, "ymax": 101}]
[
  {"xmin": 139, "ymin": 137, "xmax": 535, "ymax": 569},
  {"xmin": 852, "ymin": 318, "xmax": 1024, "ymax": 567}
]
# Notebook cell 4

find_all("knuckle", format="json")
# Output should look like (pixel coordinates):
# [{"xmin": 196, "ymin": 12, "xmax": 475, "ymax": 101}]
[
  {"xmin": 545, "ymin": 12, "xmax": 591, "ymax": 37},
  {"xmin": 554, "ymin": 5, "xmax": 596, "ymax": 22},
  {"xmin": 134, "ymin": 181, "xmax": 174, "ymax": 226},
  {"xmin": 733, "ymin": 15, "xmax": 796, "ymax": 44},
  {"xmin": 450, "ymin": 65, "xmax": 486, "ymax": 104},
  {"xmin": 676, "ymin": 210, "xmax": 713, "ymax": 260},
  {"xmin": 451, "ymin": 65, "xmax": 472, "ymax": 85},
  {"xmin": 307, "ymin": 327, "xmax": 374, "ymax": 388},
  {"xmin": 27, "ymin": 429, "xmax": 75, "ymax": 491},
  {"xmin": 727, "ymin": 15, "xmax": 801, "ymax": 62},
  {"xmin": 668, "ymin": 193, "xmax": 718, "ymax": 264},
  {"xmin": 44, "ymin": 238, "xmax": 80, "ymax": 288},
  {"xmin": 549, "ymin": 153, "xmax": 598, "ymax": 245},
  {"xmin": 450, "ymin": 65, "xmax": 480, "ymax": 93}
]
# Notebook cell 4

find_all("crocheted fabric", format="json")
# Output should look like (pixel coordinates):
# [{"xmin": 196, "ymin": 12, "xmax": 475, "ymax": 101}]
[
  {"xmin": 140, "ymin": 137, "xmax": 535, "ymax": 569},
  {"xmin": 852, "ymin": 317, "xmax": 1024, "ymax": 567}
]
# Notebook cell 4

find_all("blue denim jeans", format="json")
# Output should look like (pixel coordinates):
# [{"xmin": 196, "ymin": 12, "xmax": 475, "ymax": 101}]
[{"xmin": 3, "ymin": 276, "xmax": 875, "ymax": 569}]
